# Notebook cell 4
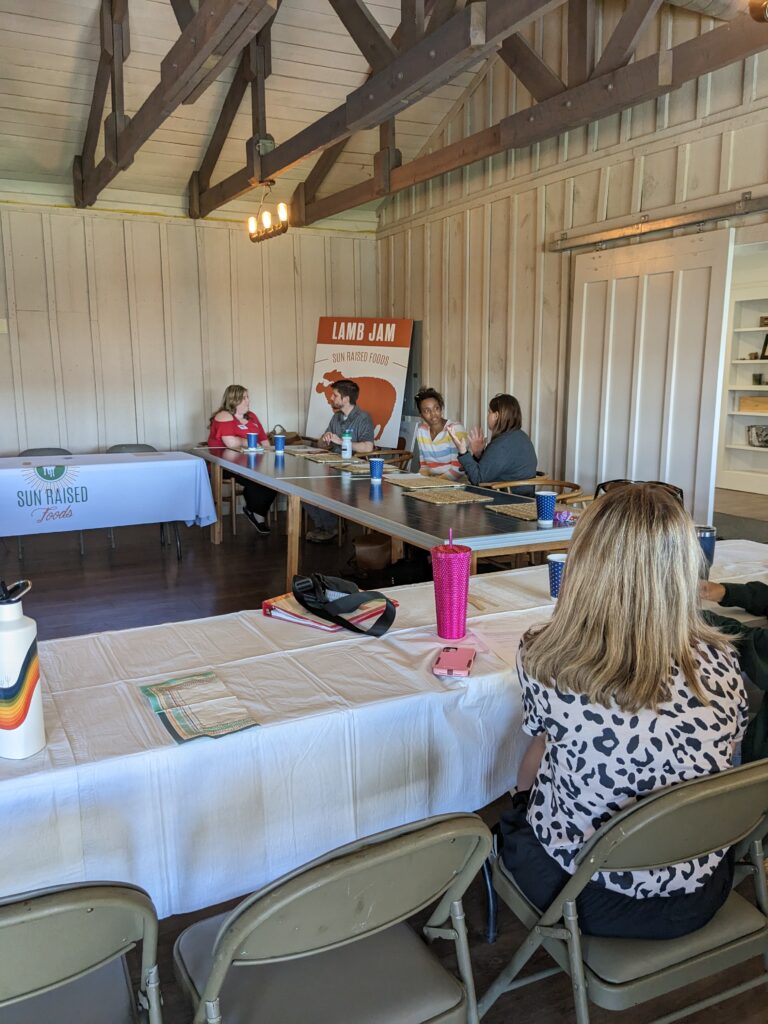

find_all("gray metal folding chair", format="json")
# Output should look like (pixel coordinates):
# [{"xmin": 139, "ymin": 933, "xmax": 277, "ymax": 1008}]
[
  {"xmin": 17, "ymin": 448, "xmax": 86, "ymax": 558},
  {"xmin": 0, "ymin": 881, "xmax": 163, "ymax": 1024},
  {"xmin": 107, "ymin": 444, "xmax": 182, "ymax": 560},
  {"xmin": 479, "ymin": 760, "xmax": 768, "ymax": 1023},
  {"xmin": 174, "ymin": 813, "xmax": 492, "ymax": 1024}
]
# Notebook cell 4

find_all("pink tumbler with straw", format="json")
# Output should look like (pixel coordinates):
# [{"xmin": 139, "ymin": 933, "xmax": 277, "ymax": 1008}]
[{"xmin": 431, "ymin": 528, "xmax": 472, "ymax": 640}]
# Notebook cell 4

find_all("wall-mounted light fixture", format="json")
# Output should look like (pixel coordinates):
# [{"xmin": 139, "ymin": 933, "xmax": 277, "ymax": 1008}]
[{"xmin": 247, "ymin": 181, "xmax": 289, "ymax": 243}]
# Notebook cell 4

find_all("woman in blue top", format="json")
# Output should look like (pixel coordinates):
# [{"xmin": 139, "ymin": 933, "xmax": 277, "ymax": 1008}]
[{"xmin": 448, "ymin": 394, "xmax": 537, "ymax": 490}]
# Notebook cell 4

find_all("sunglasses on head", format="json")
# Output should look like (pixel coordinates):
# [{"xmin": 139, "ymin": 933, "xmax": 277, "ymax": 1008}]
[{"xmin": 594, "ymin": 480, "xmax": 685, "ymax": 505}]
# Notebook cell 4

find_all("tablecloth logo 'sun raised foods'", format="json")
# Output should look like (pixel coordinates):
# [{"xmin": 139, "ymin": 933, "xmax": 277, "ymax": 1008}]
[
  {"xmin": 305, "ymin": 317, "xmax": 414, "ymax": 450},
  {"xmin": 16, "ymin": 464, "xmax": 89, "ymax": 524}
]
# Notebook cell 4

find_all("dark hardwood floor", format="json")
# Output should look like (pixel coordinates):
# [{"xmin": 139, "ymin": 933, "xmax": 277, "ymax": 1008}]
[{"xmin": 3, "ymin": 516, "xmax": 766, "ymax": 1022}]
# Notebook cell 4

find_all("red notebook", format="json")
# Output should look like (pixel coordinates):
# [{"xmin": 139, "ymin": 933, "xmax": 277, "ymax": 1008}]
[{"xmin": 262, "ymin": 592, "xmax": 397, "ymax": 632}]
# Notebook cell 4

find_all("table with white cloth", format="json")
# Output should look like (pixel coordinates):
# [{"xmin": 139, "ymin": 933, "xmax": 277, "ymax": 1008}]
[
  {"xmin": 0, "ymin": 539, "xmax": 764, "ymax": 919},
  {"xmin": 0, "ymin": 452, "xmax": 216, "ymax": 536}
]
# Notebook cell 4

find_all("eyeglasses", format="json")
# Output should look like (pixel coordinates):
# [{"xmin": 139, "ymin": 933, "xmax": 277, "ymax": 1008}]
[{"xmin": 594, "ymin": 479, "xmax": 685, "ymax": 505}]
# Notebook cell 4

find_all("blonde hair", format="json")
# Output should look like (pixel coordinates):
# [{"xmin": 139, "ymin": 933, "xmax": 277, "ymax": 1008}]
[
  {"xmin": 521, "ymin": 484, "xmax": 730, "ymax": 712},
  {"xmin": 211, "ymin": 384, "xmax": 248, "ymax": 421}
]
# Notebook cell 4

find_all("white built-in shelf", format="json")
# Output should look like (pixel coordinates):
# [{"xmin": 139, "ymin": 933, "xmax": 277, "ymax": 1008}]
[
  {"xmin": 725, "ymin": 444, "xmax": 768, "ymax": 452},
  {"xmin": 727, "ymin": 386, "xmax": 768, "ymax": 391},
  {"xmin": 733, "ymin": 359, "xmax": 768, "ymax": 364},
  {"xmin": 733, "ymin": 327, "xmax": 768, "ymax": 333},
  {"xmin": 730, "ymin": 411, "xmax": 768, "ymax": 417}
]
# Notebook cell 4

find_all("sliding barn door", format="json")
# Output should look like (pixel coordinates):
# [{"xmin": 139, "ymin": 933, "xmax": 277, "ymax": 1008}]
[{"xmin": 565, "ymin": 229, "xmax": 734, "ymax": 524}]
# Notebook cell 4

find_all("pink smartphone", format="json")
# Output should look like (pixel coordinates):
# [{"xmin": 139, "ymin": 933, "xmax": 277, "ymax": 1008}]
[{"xmin": 432, "ymin": 646, "xmax": 477, "ymax": 678}]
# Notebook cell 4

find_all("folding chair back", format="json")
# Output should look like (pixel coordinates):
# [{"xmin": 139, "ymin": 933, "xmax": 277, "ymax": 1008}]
[
  {"xmin": 19, "ymin": 448, "xmax": 72, "ymax": 457},
  {"xmin": 107, "ymin": 444, "xmax": 158, "ymax": 454},
  {"xmin": 214, "ymin": 815, "xmax": 489, "ymax": 964},
  {"xmin": 575, "ymin": 760, "xmax": 768, "ymax": 881},
  {"xmin": 0, "ymin": 882, "xmax": 160, "ymax": 1019}
]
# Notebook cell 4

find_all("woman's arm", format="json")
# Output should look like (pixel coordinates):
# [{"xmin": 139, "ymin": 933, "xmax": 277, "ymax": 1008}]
[{"xmin": 516, "ymin": 734, "xmax": 546, "ymax": 791}]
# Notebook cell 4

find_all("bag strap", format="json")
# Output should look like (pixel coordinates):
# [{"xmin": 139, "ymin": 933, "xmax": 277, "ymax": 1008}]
[{"xmin": 292, "ymin": 574, "xmax": 396, "ymax": 637}]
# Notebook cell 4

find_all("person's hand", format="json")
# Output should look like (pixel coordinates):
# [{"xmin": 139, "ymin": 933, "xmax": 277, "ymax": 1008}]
[
  {"xmin": 321, "ymin": 431, "xmax": 340, "ymax": 446},
  {"xmin": 446, "ymin": 425, "xmax": 468, "ymax": 455},
  {"xmin": 468, "ymin": 426, "xmax": 485, "ymax": 456},
  {"xmin": 699, "ymin": 580, "xmax": 726, "ymax": 604}
]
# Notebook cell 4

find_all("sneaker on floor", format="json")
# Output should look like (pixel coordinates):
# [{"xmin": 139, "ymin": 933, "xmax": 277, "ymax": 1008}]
[
  {"xmin": 243, "ymin": 508, "xmax": 270, "ymax": 535},
  {"xmin": 306, "ymin": 528, "xmax": 337, "ymax": 543}
]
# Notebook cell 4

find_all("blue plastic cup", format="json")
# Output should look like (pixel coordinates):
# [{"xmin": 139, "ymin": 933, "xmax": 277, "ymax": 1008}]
[
  {"xmin": 369, "ymin": 457, "xmax": 385, "ymax": 482},
  {"xmin": 274, "ymin": 434, "xmax": 286, "ymax": 453},
  {"xmin": 695, "ymin": 525, "xmax": 716, "ymax": 580},
  {"xmin": 246, "ymin": 432, "xmax": 259, "ymax": 449},
  {"xmin": 536, "ymin": 491, "xmax": 557, "ymax": 526},
  {"xmin": 547, "ymin": 553, "xmax": 567, "ymax": 599}
]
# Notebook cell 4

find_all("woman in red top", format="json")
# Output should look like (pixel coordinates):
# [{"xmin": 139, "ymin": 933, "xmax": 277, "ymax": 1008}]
[{"xmin": 208, "ymin": 384, "xmax": 275, "ymax": 535}]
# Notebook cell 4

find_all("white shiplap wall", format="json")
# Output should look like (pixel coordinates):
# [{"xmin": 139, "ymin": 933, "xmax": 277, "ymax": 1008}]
[
  {"xmin": 0, "ymin": 206, "xmax": 377, "ymax": 455},
  {"xmin": 377, "ymin": 2, "xmax": 768, "ymax": 479}
]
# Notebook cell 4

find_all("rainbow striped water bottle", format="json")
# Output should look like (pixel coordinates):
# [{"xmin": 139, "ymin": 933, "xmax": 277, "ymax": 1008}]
[{"xmin": 0, "ymin": 580, "xmax": 45, "ymax": 759}]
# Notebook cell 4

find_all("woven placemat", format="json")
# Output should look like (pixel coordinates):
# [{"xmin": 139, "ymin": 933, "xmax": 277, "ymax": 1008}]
[
  {"xmin": 303, "ymin": 452, "xmax": 346, "ymax": 463},
  {"xmin": 486, "ymin": 502, "xmax": 579, "ymax": 521},
  {"xmin": 405, "ymin": 488, "xmax": 496, "ymax": 505},
  {"xmin": 335, "ymin": 461, "xmax": 398, "ymax": 475},
  {"xmin": 386, "ymin": 474, "xmax": 464, "ymax": 489}
]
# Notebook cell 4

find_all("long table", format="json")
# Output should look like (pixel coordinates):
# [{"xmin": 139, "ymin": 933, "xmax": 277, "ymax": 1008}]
[
  {"xmin": 0, "ymin": 539, "xmax": 763, "ymax": 919},
  {"xmin": 198, "ymin": 447, "xmax": 574, "ymax": 588},
  {"xmin": 1, "ymin": 452, "xmax": 216, "ymax": 536}
]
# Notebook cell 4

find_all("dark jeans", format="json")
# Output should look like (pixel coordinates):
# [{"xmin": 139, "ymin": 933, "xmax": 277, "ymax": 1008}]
[
  {"xmin": 500, "ymin": 807, "xmax": 734, "ymax": 940},
  {"xmin": 224, "ymin": 473, "xmax": 275, "ymax": 518}
]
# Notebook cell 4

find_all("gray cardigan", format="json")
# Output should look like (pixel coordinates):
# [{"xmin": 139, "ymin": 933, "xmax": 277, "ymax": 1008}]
[{"xmin": 458, "ymin": 429, "xmax": 537, "ymax": 487}]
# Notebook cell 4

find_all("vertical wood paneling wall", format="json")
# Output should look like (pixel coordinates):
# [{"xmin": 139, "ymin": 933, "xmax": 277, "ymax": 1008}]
[
  {"xmin": 0, "ymin": 208, "xmax": 377, "ymax": 456},
  {"xmin": 377, "ymin": 1, "xmax": 768, "ymax": 477}
]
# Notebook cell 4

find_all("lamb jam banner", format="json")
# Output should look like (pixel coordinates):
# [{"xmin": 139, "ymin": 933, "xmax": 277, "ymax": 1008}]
[{"xmin": 305, "ymin": 317, "xmax": 414, "ymax": 449}]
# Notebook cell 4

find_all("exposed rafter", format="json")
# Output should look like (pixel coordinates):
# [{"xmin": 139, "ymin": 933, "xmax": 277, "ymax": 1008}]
[
  {"xmin": 592, "ymin": 0, "xmax": 665, "ymax": 76},
  {"xmin": 75, "ymin": 0, "xmax": 277, "ymax": 208},
  {"xmin": 327, "ymin": 0, "xmax": 398, "ymax": 71},
  {"xmin": 567, "ymin": 0, "xmax": 594, "ymax": 86},
  {"xmin": 498, "ymin": 33, "xmax": 565, "ymax": 100},
  {"xmin": 300, "ymin": 14, "xmax": 768, "ymax": 225}
]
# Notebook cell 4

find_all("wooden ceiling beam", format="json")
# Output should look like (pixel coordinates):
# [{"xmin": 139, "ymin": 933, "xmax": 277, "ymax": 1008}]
[
  {"xmin": 76, "ymin": 0, "xmax": 277, "ymax": 207},
  {"xmin": 427, "ymin": 0, "xmax": 466, "ymax": 34},
  {"xmin": 73, "ymin": 0, "xmax": 115, "ymax": 204},
  {"xmin": 401, "ymin": 0, "xmax": 426, "ymax": 48},
  {"xmin": 302, "ymin": 13, "xmax": 768, "ymax": 224},
  {"xmin": 498, "ymin": 33, "xmax": 566, "ymax": 100},
  {"xmin": 567, "ymin": 0, "xmax": 594, "ymax": 86},
  {"xmin": 170, "ymin": 0, "xmax": 198, "ymax": 30},
  {"xmin": 199, "ymin": 0, "xmax": 567, "ymax": 218},
  {"xmin": 287, "ymin": 0, "xmax": 437, "ymax": 224},
  {"xmin": 592, "ymin": 0, "xmax": 665, "ymax": 77},
  {"xmin": 327, "ymin": 0, "xmax": 398, "ymax": 71}
]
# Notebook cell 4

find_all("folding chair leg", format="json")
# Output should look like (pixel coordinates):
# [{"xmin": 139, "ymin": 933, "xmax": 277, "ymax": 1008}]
[
  {"xmin": 109, "ymin": 527, "xmax": 116, "ymax": 550},
  {"xmin": 481, "ymin": 859, "xmax": 498, "ymax": 943},
  {"xmin": 79, "ymin": 531, "xmax": 85, "ymax": 557},
  {"xmin": 478, "ymin": 928, "xmax": 544, "ymax": 1017},
  {"xmin": 17, "ymin": 536, "xmax": 23, "ymax": 560},
  {"xmin": 173, "ymin": 523, "xmax": 182, "ymax": 561},
  {"xmin": 160, "ymin": 524, "xmax": 166, "ymax": 547},
  {"xmin": 563, "ymin": 899, "xmax": 590, "ymax": 1024},
  {"xmin": 450, "ymin": 899, "xmax": 479, "ymax": 1024}
]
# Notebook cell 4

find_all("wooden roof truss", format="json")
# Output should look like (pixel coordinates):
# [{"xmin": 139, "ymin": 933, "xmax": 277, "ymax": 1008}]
[{"xmin": 74, "ymin": 0, "xmax": 768, "ymax": 222}]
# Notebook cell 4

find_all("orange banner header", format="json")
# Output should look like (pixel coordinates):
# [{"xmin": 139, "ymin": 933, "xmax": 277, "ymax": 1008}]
[{"xmin": 317, "ymin": 316, "xmax": 413, "ymax": 348}]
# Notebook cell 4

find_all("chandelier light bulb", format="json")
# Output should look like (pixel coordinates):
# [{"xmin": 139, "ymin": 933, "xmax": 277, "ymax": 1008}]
[
  {"xmin": 261, "ymin": 210, "xmax": 272, "ymax": 230},
  {"xmin": 277, "ymin": 202, "xmax": 289, "ymax": 224},
  {"xmin": 247, "ymin": 216, "xmax": 257, "ymax": 235}
]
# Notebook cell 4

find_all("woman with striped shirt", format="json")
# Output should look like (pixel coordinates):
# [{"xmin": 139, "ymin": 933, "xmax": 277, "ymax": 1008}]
[{"xmin": 414, "ymin": 387, "xmax": 469, "ymax": 481}]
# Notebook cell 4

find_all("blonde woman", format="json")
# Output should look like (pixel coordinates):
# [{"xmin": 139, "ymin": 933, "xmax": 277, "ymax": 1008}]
[
  {"xmin": 208, "ymin": 384, "xmax": 274, "ymax": 535},
  {"xmin": 503, "ymin": 484, "xmax": 747, "ymax": 939}
]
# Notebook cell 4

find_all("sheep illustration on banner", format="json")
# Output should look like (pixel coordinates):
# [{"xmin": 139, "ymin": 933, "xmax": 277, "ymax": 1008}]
[{"xmin": 305, "ymin": 317, "xmax": 414, "ymax": 448}]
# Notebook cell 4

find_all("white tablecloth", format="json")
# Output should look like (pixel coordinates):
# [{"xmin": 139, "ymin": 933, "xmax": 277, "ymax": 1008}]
[
  {"xmin": 0, "ymin": 452, "xmax": 216, "ymax": 535},
  {"xmin": 0, "ymin": 539, "xmax": 765, "ymax": 918}
]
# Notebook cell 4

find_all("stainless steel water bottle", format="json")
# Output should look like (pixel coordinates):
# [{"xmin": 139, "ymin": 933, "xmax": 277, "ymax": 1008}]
[{"xmin": 0, "ymin": 580, "xmax": 45, "ymax": 759}]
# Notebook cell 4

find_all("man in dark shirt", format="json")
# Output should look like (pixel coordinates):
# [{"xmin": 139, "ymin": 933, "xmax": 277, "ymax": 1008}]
[
  {"xmin": 308, "ymin": 379, "xmax": 375, "ymax": 542},
  {"xmin": 702, "ymin": 578, "xmax": 768, "ymax": 762}
]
